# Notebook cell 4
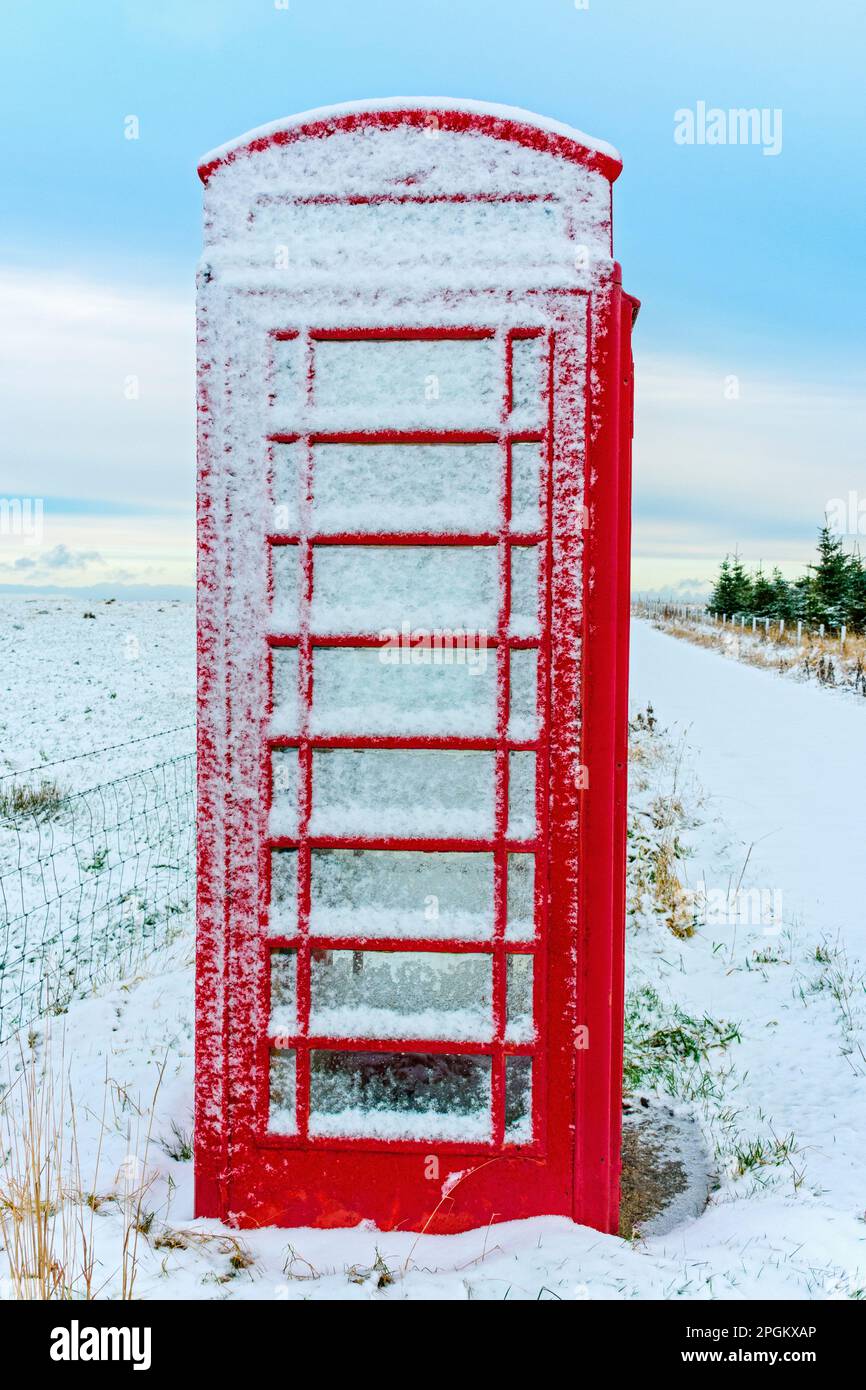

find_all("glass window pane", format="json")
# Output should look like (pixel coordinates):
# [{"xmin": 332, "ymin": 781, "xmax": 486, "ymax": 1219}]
[
  {"xmin": 269, "ymin": 850, "xmax": 298, "ymax": 937},
  {"xmin": 508, "ymin": 648, "xmax": 538, "ymax": 739},
  {"xmin": 505, "ymin": 955, "xmax": 534, "ymax": 1042},
  {"xmin": 508, "ymin": 751, "xmax": 537, "ymax": 840},
  {"xmin": 268, "ymin": 1049, "xmax": 297, "ymax": 1135},
  {"xmin": 311, "ymin": 545, "xmax": 498, "ymax": 636},
  {"xmin": 310, "ymin": 849, "xmax": 495, "ymax": 941},
  {"xmin": 269, "ymin": 949, "xmax": 298, "ymax": 1036},
  {"xmin": 504, "ymin": 1056, "xmax": 532, "ymax": 1142},
  {"xmin": 310, "ymin": 950, "xmax": 493, "ymax": 1041},
  {"xmin": 270, "ymin": 336, "xmax": 303, "ymax": 425},
  {"xmin": 510, "ymin": 337, "xmax": 546, "ymax": 428},
  {"xmin": 269, "ymin": 748, "xmax": 300, "ymax": 838},
  {"xmin": 312, "ymin": 443, "xmax": 500, "ymax": 534},
  {"xmin": 270, "ymin": 544, "xmax": 300, "ymax": 634},
  {"xmin": 312, "ymin": 337, "xmax": 501, "ymax": 430},
  {"xmin": 311, "ymin": 748, "xmax": 495, "ymax": 839},
  {"xmin": 309, "ymin": 1050, "xmax": 492, "ymax": 1141},
  {"xmin": 270, "ymin": 647, "xmax": 299, "ymax": 735},
  {"xmin": 506, "ymin": 854, "xmax": 536, "ymax": 942},
  {"xmin": 509, "ymin": 546, "xmax": 540, "ymax": 636},
  {"xmin": 511, "ymin": 442, "xmax": 544, "ymax": 532},
  {"xmin": 312, "ymin": 645, "xmax": 496, "ymax": 737},
  {"xmin": 271, "ymin": 442, "xmax": 303, "ymax": 534}
]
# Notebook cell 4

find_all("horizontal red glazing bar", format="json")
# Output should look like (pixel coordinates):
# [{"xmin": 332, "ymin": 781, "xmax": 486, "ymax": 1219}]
[
  {"xmin": 266, "ymin": 634, "xmax": 541, "ymax": 650},
  {"xmin": 309, "ymin": 326, "xmax": 496, "ymax": 341},
  {"xmin": 266, "ymin": 531, "xmax": 542, "ymax": 547},
  {"xmin": 259, "ymin": 192, "xmax": 557, "ymax": 206},
  {"xmin": 255, "ymin": 1132, "xmax": 540, "ymax": 1156},
  {"xmin": 268, "ymin": 835, "xmax": 543, "ymax": 853},
  {"xmin": 267, "ymin": 431, "xmax": 544, "ymax": 445},
  {"xmin": 268, "ymin": 735, "xmax": 540, "ymax": 751},
  {"xmin": 266, "ymin": 531, "xmax": 543, "ymax": 547},
  {"xmin": 266, "ymin": 936, "xmax": 537, "ymax": 954},
  {"xmin": 266, "ymin": 1035, "xmax": 537, "ymax": 1056}
]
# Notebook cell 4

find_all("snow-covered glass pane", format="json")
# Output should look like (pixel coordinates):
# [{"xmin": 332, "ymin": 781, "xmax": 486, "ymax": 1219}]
[
  {"xmin": 271, "ymin": 442, "xmax": 303, "ymax": 534},
  {"xmin": 312, "ymin": 443, "xmax": 500, "ymax": 534},
  {"xmin": 311, "ymin": 749, "xmax": 495, "ymax": 838},
  {"xmin": 508, "ymin": 649, "xmax": 538, "ymax": 740},
  {"xmin": 270, "ymin": 647, "xmax": 299, "ymax": 735},
  {"xmin": 511, "ymin": 442, "xmax": 544, "ymax": 532},
  {"xmin": 268, "ymin": 1049, "xmax": 297, "ymax": 1135},
  {"xmin": 308, "ymin": 1050, "xmax": 492, "ymax": 1141},
  {"xmin": 312, "ymin": 338, "xmax": 501, "ymax": 430},
  {"xmin": 510, "ymin": 337, "xmax": 546, "ymax": 428},
  {"xmin": 269, "ymin": 748, "xmax": 300, "ymax": 838},
  {"xmin": 508, "ymin": 752, "xmax": 537, "ymax": 839},
  {"xmin": 506, "ymin": 854, "xmax": 535, "ymax": 942},
  {"xmin": 270, "ymin": 544, "xmax": 301, "ymax": 634},
  {"xmin": 505, "ymin": 955, "xmax": 534, "ymax": 1042},
  {"xmin": 254, "ymin": 199, "xmax": 568, "ymax": 273},
  {"xmin": 271, "ymin": 336, "xmax": 303, "ymax": 417},
  {"xmin": 504, "ymin": 1056, "xmax": 532, "ymax": 1142},
  {"xmin": 310, "ymin": 950, "xmax": 493, "ymax": 1041},
  {"xmin": 509, "ymin": 546, "xmax": 540, "ymax": 636},
  {"xmin": 269, "ymin": 850, "xmax": 298, "ymax": 937},
  {"xmin": 269, "ymin": 949, "xmax": 298, "ymax": 1036},
  {"xmin": 311, "ymin": 545, "xmax": 498, "ymax": 635},
  {"xmin": 312, "ymin": 645, "xmax": 496, "ymax": 737},
  {"xmin": 310, "ymin": 849, "xmax": 494, "ymax": 940}
]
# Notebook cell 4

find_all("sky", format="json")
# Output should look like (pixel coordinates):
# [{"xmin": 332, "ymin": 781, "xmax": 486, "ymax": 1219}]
[{"xmin": 1, "ymin": 0, "xmax": 864, "ymax": 597}]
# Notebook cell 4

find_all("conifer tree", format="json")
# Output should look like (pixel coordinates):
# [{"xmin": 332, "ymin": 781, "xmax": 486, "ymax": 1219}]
[
  {"xmin": 770, "ymin": 567, "xmax": 794, "ymax": 621},
  {"xmin": 844, "ymin": 550, "xmax": 866, "ymax": 629},
  {"xmin": 709, "ymin": 555, "xmax": 737, "ymax": 614},
  {"xmin": 728, "ymin": 551, "xmax": 753, "ymax": 614},
  {"xmin": 750, "ymin": 564, "xmax": 776, "ymax": 618},
  {"xmin": 807, "ymin": 524, "xmax": 850, "ymax": 627}
]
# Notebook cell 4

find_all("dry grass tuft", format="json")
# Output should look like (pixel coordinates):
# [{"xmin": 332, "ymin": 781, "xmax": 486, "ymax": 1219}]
[
  {"xmin": 638, "ymin": 609, "xmax": 866, "ymax": 696},
  {"xmin": 0, "ymin": 778, "xmax": 66, "ymax": 823}
]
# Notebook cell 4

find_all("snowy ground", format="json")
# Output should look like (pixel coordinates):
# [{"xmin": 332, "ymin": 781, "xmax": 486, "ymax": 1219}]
[
  {"xmin": 0, "ymin": 597, "xmax": 194, "ymax": 788},
  {"xmin": 2, "ymin": 608, "xmax": 865, "ymax": 1300}
]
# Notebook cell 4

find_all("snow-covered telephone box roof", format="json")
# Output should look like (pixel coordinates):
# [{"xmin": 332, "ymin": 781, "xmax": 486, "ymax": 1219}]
[
  {"xmin": 195, "ymin": 98, "xmax": 636, "ymax": 1237},
  {"xmin": 197, "ymin": 99, "xmax": 622, "ymax": 294}
]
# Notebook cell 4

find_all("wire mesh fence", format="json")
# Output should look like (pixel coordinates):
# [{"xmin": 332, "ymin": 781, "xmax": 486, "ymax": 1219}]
[{"xmin": 0, "ymin": 751, "xmax": 195, "ymax": 1045}]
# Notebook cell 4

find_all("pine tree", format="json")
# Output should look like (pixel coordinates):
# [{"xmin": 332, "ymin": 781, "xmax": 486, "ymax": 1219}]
[
  {"xmin": 728, "ymin": 551, "xmax": 753, "ymax": 614},
  {"xmin": 709, "ymin": 555, "xmax": 738, "ymax": 615},
  {"xmin": 770, "ymin": 567, "xmax": 794, "ymax": 621},
  {"xmin": 750, "ymin": 564, "xmax": 776, "ymax": 618},
  {"xmin": 790, "ymin": 575, "xmax": 811, "ymax": 622},
  {"xmin": 844, "ymin": 550, "xmax": 866, "ymax": 630},
  {"xmin": 808, "ymin": 524, "xmax": 850, "ymax": 627}
]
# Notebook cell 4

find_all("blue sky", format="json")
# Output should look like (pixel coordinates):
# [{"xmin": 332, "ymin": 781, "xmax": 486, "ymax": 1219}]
[{"xmin": 1, "ymin": 0, "xmax": 864, "ymax": 595}]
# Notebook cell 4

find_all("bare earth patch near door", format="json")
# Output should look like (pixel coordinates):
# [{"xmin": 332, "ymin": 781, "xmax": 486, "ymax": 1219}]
[{"xmin": 619, "ymin": 1096, "xmax": 715, "ymax": 1239}]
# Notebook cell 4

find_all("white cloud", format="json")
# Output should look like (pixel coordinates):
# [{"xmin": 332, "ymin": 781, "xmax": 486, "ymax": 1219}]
[
  {"xmin": 632, "ymin": 349, "xmax": 866, "ymax": 586},
  {"xmin": 0, "ymin": 267, "xmax": 194, "ymax": 505}
]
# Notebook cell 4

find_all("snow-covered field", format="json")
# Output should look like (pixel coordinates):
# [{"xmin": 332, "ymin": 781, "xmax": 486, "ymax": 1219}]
[
  {"xmin": 0, "ymin": 598, "xmax": 194, "ymax": 787},
  {"xmin": 2, "ymin": 606, "xmax": 865, "ymax": 1300}
]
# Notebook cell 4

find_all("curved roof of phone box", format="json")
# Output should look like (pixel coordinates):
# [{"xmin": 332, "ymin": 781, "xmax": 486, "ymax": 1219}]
[{"xmin": 198, "ymin": 97, "xmax": 623, "ymax": 185}]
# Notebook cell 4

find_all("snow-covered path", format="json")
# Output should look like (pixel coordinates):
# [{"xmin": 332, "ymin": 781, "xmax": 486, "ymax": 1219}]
[
  {"xmin": 629, "ymin": 619, "xmax": 866, "ymax": 1291},
  {"xmin": 630, "ymin": 618, "xmax": 866, "ymax": 952}
]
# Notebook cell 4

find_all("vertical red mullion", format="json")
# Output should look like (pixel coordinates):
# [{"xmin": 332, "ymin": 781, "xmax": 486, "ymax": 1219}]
[
  {"xmin": 491, "ymin": 331, "xmax": 513, "ymax": 1146},
  {"xmin": 295, "ymin": 332, "xmax": 315, "ymax": 1140},
  {"xmin": 532, "ymin": 328, "xmax": 555, "ymax": 1143}
]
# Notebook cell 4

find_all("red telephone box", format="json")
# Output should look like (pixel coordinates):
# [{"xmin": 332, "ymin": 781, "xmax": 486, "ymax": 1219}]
[{"xmin": 195, "ymin": 99, "xmax": 636, "ymax": 1234}]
